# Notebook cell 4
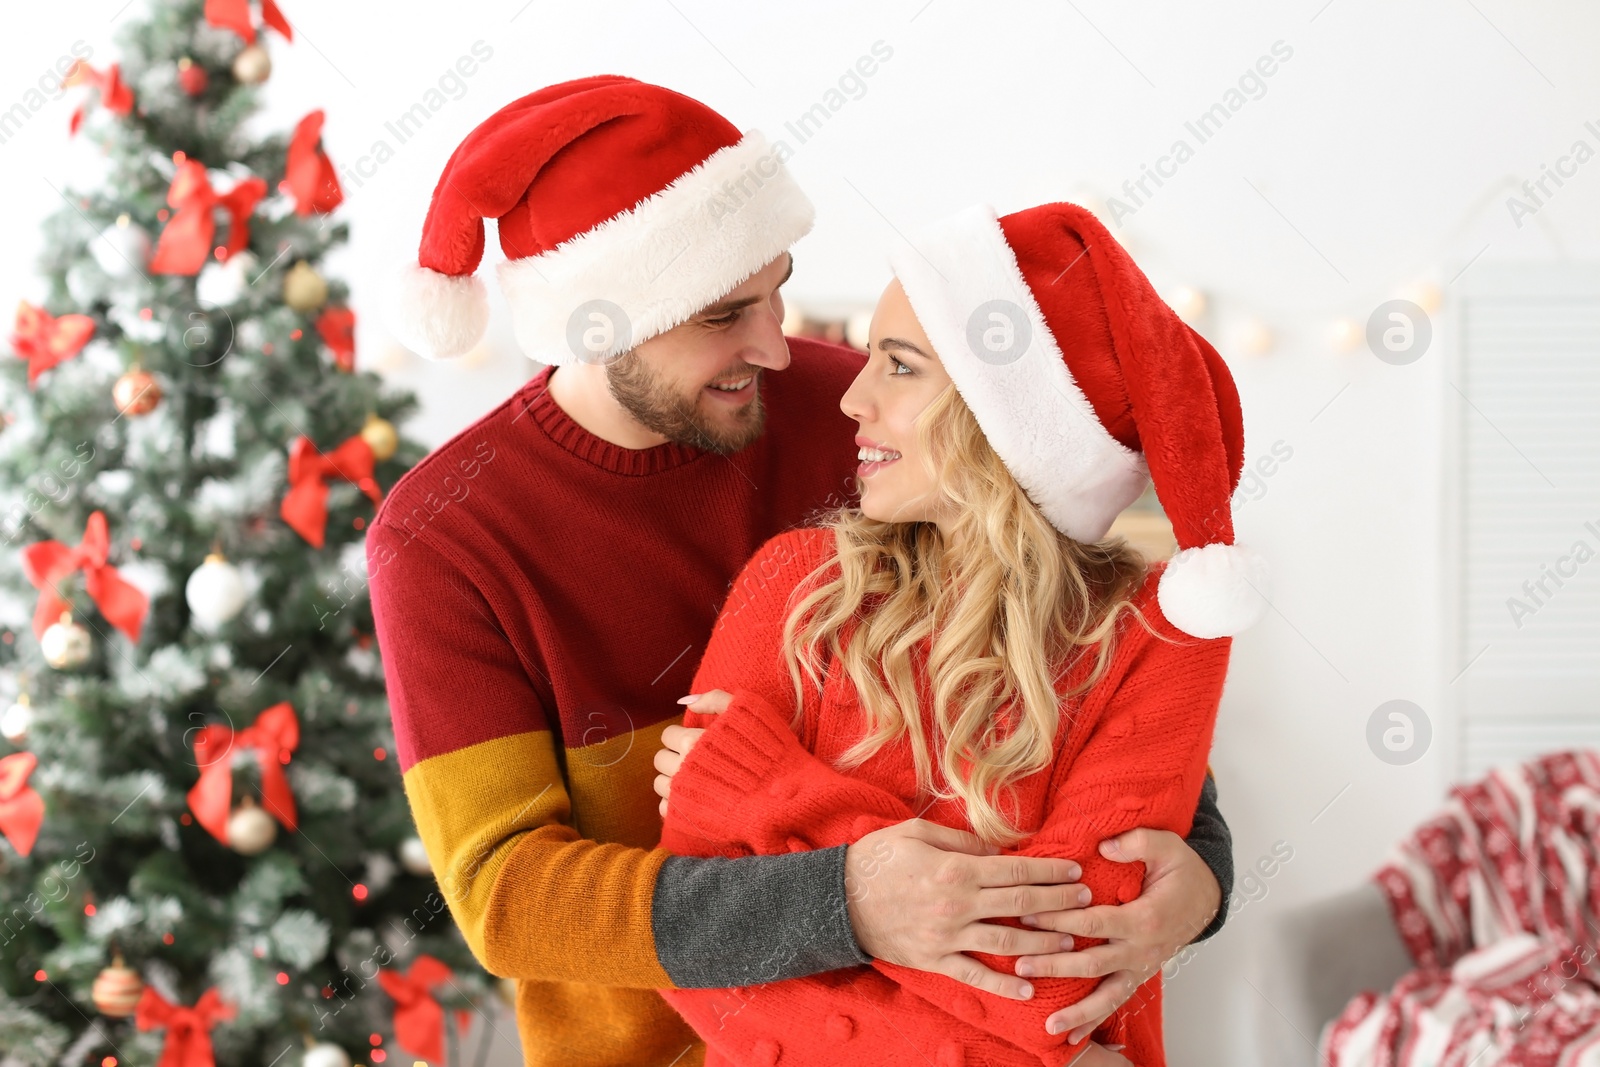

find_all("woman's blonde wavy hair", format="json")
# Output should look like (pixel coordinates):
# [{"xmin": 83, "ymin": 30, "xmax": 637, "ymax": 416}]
[{"xmin": 781, "ymin": 381, "xmax": 1156, "ymax": 847}]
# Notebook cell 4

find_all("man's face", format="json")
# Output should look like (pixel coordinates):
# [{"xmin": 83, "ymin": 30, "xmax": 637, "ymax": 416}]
[{"xmin": 604, "ymin": 254, "xmax": 794, "ymax": 456}]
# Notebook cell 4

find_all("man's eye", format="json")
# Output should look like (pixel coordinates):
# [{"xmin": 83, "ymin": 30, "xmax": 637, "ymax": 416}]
[{"xmin": 705, "ymin": 311, "xmax": 740, "ymax": 327}]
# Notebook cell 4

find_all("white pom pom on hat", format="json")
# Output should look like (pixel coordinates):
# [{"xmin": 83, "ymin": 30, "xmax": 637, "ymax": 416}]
[
  {"xmin": 1157, "ymin": 542, "xmax": 1271, "ymax": 639},
  {"xmin": 388, "ymin": 262, "xmax": 489, "ymax": 361}
]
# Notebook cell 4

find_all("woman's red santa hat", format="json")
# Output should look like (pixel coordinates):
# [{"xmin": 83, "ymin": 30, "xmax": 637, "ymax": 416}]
[
  {"xmin": 887, "ymin": 202, "xmax": 1269, "ymax": 639},
  {"xmin": 389, "ymin": 75, "xmax": 813, "ymax": 364}
]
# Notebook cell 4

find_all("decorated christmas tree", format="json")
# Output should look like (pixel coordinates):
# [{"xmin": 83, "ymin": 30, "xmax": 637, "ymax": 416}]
[{"xmin": 0, "ymin": 3, "xmax": 491, "ymax": 1065}]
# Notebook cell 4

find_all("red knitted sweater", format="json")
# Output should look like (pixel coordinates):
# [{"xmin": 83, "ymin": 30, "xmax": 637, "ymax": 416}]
[{"xmin": 657, "ymin": 526, "xmax": 1231, "ymax": 1067}]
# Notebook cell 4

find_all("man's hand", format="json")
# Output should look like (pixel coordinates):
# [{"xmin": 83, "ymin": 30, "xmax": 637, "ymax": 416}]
[
  {"xmin": 1013, "ymin": 828, "xmax": 1222, "ymax": 1041},
  {"xmin": 844, "ymin": 819, "xmax": 1092, "ymax": 1001}
]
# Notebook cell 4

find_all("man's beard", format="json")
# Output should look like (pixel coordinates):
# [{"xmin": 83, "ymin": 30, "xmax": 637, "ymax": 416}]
[{"xmin": 604, "ymin": 350, "xmax": 767, "ymax": 456}]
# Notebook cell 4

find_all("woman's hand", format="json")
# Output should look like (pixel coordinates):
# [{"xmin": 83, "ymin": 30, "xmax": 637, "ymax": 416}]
[
  {"xmin": 654, "ymin": 690, "xmax": 732, "ymax": 817},
  {"xmin": 1015, "ymin": 827, "xmax": 1222, "ymax": 1042}
]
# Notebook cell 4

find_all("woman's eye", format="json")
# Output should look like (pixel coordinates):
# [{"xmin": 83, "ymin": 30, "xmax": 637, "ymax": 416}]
[{"xmin": 889, "ymin": 355, "xmax": 911, "ymax": 375}]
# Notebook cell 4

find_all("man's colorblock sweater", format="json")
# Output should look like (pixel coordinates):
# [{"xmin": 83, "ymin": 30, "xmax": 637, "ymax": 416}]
[
  {"xmin": 658, "ymin": 527, "xmax": 1232, "ymax": 1067},
  {"xmin": 368, "ymin": 340, "xmax": 876, "ymax": 1066}
]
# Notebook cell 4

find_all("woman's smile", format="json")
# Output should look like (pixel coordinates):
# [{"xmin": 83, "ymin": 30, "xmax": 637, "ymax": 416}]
[{"xmin": 856, "ymin": 435, "xmax": 902, "ymax": 477}]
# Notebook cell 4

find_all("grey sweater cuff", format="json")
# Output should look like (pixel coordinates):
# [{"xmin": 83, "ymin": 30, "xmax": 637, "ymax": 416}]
[
  {"xmin": 1185, "ymin": 772, "xmax": 1235, "ymax": 944},
  {"xmin": 652, "ymin": 843, "xmax": 871, "ymax": 988}
]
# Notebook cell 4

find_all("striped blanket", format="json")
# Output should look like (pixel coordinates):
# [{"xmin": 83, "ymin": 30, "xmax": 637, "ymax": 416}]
[{"xmin": 1321, "ymin": 750, "xmax": 1600, "ymax": 1066}]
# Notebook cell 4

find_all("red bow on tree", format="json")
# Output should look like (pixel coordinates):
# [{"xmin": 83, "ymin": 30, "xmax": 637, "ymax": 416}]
[
  {"xmin": 284, "ymin": 110, "xmax": 343, "ymax": 216},
  {"xmin": 10, "ymin": 302, "xmax": 95, "ymax": 388},
  {"xmin": 0, "ymin": 753, "xmax": 44, "ymax": 857},
  {"xmin": 149, "ymin": 160, "xmax": 267, "ymax": 276},
  {"xmin": 378, "ymin": 956, "xmax": 471, "ymax": 1064},
  {"xmin": 315, "ymin": 306, "xmax": 355, "ymax": 371},
  {"xmin": 280, "ymin": 435, "xmax": 382, "ymax": 548},
  {"xmin": 63, "ymin": 60, "xmax": 134, "ymax": 136},
  {"xmin": 21, "ymin": 511, "xmax": 148, "ymax": 643},
  {"xmin": 204, "ymin": 0, "xmax": 292, "ymax": 43},
  {"xmin": 186, "ymin": 701, "xmax": 299, "ymax": 845},
  {"xmin": 135, "ymin": 987, "xmax": 235, "ymax": 1067}
]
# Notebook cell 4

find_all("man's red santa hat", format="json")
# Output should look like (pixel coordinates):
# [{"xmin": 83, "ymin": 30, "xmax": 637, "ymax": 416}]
[
  {"xmin": 887, "ymin": 202, "xmax": 1269, "ymax": 639},
  {"xmin": 389, "ymin": 75, "xmax": 812, "ymax": 364}
]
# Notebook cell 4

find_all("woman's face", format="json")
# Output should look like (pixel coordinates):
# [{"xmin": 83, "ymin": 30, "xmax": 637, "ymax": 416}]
[{"xmin": 839, "ymin": 278, "xmax": 955, "ymax": 528}]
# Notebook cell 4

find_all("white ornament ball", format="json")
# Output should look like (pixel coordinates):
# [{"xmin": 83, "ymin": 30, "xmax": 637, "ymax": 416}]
[
  {"xmin": 0, "ymin": 696, "xmax": 34, "ymax": 743},
  {"xmin": 398, "ymin": 836, "xmax": 432, "ymax": 876},
  {"xmin": 186, "ymin": 554, "xmax": 247, "ymax": 631},
  {"xmin": 301, "ymin": 1044, "xmax": 352, "ymax": 1067},
  {"xmin": 227, "ymin": 803, "xmax": 277, "ymax": 855},
  {"xmin": 92, "ymin": 215, "xmax": 151, "ymax": 277},
  {"xmin": 196, "ymin": 251, "xmax": 257, "ymax": 307}
]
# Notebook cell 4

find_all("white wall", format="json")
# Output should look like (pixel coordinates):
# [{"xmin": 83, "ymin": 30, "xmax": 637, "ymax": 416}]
[{"xmin": 6, "ymin": 3, "xmax": 1600, "ymax": 1063}]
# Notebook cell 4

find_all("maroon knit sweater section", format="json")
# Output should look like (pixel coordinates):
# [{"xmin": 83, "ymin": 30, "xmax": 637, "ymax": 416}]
[
  {"xmin": 379, "ymin": 336, "xmax": 866, "ymax": 770},
  {"xmin": 658, "ymin": 527, "xmax": 1232, "ymax": 1067}
]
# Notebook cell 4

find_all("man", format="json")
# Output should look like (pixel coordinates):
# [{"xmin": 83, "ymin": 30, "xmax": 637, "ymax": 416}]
[{"xmin": 371, "ymin": 75, "xmax": 1234, "ymax": 1067}]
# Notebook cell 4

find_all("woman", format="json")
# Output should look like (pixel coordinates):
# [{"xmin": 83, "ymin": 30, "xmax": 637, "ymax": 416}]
[{"xmin": 651, "ymin": 201, "xmax": 1266, "ymax": 1066}]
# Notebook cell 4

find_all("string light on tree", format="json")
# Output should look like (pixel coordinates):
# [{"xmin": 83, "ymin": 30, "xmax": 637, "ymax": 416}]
[{"xmin": 185, "ymin": 551, "xmax": 247, "ymax": 630}]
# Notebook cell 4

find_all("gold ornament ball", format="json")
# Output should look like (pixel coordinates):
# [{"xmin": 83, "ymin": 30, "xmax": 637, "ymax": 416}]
[
  {"xmin": 232, "ymin": 43, "xmax": 271, "ymax": 84},
  {"xmin": 41, "ymin": 613, "xmax": 92, "ymax": 670},
  {"xmin": 227, "ymin": 801, "xmax": 278, "ymax": 855},
  {"xmin": 283, "ymin": 261, "xmax": 328, "ymax": 313},
  {"xmin": 92, "ymin": 959, "xmax": 145, "ymax": 1017},
  {"xmin": 113, "ymin": 368, "xmax": 162, "ymax": 416},
  {"xmin": 360, "ymin": 415, "xmax": 398, "ymax": 462}
]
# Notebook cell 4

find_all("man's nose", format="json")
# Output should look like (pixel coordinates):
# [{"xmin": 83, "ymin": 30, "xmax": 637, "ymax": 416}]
[{"xmin": 741, "ymin": 317, "xmax": 792, "ymax": 372}]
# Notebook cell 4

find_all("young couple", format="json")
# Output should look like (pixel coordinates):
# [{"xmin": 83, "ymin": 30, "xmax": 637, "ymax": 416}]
[{"xmin": 372, "ymin": 76, "xmax": 1264, "ymax": 1067}]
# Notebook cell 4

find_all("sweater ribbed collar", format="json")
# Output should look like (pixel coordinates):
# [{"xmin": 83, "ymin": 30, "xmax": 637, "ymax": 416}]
[{"xmin": 518, "ymin": 365, "xmax": 713, "ymax": 476}]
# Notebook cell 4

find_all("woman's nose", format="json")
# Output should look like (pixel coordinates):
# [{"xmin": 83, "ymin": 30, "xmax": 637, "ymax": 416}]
[{"xmin": 840, "ymin": 367, "xmax": 873, "ymax": 421}]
